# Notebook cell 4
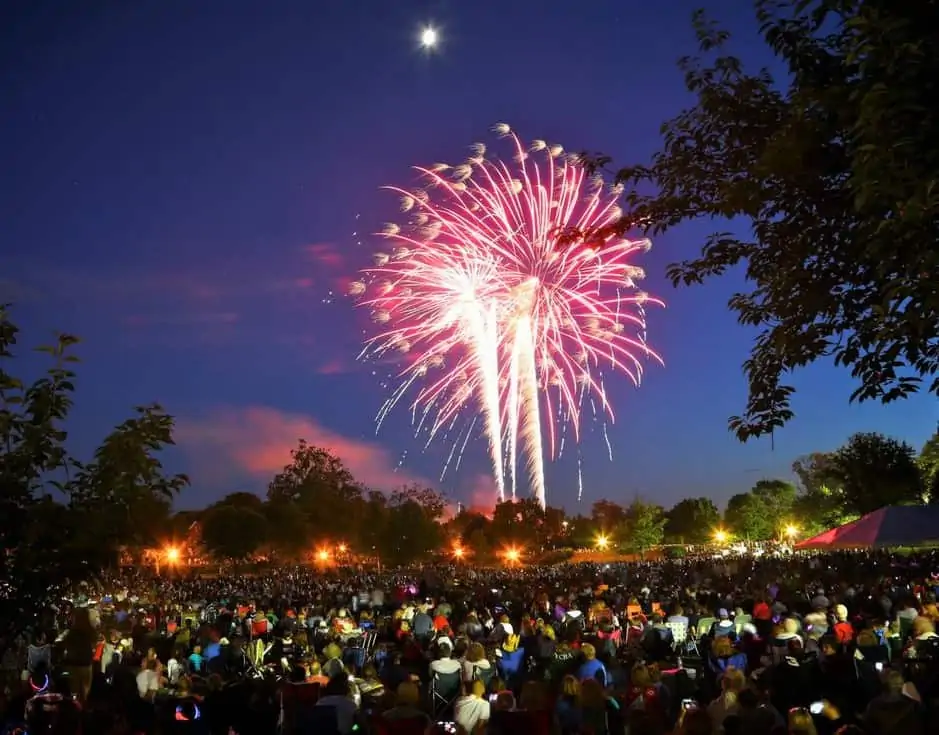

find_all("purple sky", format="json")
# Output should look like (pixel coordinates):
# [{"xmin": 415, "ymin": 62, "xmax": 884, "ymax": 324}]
[{"xmin": 2, "ymin": 0, "xmax": 935, "ymax": 511}]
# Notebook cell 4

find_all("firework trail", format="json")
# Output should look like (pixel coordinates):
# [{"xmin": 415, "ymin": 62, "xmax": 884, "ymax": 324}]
[{"xmin": 354, "ymin": 124, "xmax": 663, "ymax": 507}]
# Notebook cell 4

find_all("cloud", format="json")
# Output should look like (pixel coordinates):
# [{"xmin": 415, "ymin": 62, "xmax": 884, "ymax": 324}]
[
  {"xmin": 176, "ymin": 406, "xmax": 432, "ymax": 492},
  {"xmin": 317, "ymin": 359, "xmax": 346, "ymax": 375},
  {"xmin": 305, "ymin": 243, "xmax": 344, "ymax": 269}
]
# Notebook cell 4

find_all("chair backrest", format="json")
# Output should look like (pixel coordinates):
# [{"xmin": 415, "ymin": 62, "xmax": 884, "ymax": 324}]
[
  {"xmin": 697, "ymin": 617, "xmax": 716, "ymax": 637},
  {"xmin": 281, "ymin": 681, "xmax": 321, "ymax": 707},
  {"xmin": 734, "ymin": 614, "xmax": 752, "ymax": 634},
  {"xmin": 475, "ymin": 664, "xmax": 495, "ymax": 686},
  {"xmin": 433, "ymin": 670, "xmax": 462, "ymax": 699},
  {"xmin": 665, "ymin": 621, "xmax": 687, "ymax": 645}
]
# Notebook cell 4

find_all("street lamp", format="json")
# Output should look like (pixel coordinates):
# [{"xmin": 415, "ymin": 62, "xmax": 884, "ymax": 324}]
[
  {"xmin": 316, "ymin": 549, "xmax": 330, "ymax": 564},
  {"xmin": 337, "ymin": 543, "xmax": 348, "ymax": 554},
  {"xmin": 713, "ymin": 529, "xmax": 728, "ymax": 544},
  {"xmin": 595, "ymin": 534, "xmax": 610, "ymax": 550},
  {"xmin": 783, "ymin": 524, "xmax": 799, "ymax": 540},
  {"xmin": 504, "ymin": 547, "xmax": 521, "ymax": 565},
  {"xmin": 453, "ymin": 545, "xmax": 465, "ymax": 561}
]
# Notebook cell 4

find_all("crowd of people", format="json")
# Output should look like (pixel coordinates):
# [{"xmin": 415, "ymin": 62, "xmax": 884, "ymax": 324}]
[{"xmin": 1, "ymin": 549, "xmax": 938, "ymax": 734}]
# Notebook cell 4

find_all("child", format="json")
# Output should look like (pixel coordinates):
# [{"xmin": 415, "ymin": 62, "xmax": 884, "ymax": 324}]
[{"xmin": 188, "ymin": 644, "xmax": 204, "ymax": 674}]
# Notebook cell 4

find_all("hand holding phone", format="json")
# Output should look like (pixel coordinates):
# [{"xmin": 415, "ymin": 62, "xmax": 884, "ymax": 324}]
[{"xmin": 809, "ymin": 701, "xmax": 824, "ymax": 715}]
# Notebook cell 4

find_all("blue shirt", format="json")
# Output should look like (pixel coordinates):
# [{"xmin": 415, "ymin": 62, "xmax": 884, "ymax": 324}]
[
  {"xmin": 188, "ymin": 653, "xmax": 204, "ymax": 672},
  {"xmin": 577, "ymin": 658, "xmax": 608, "ymax": 686}
]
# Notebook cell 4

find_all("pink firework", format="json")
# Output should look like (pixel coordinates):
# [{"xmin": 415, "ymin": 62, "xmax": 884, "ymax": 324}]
[{"xmin": 353, "ymin": 124, "xmax": 663, "ymax": 507}]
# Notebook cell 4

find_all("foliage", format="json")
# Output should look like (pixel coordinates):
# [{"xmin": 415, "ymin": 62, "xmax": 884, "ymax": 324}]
[
  {"xmin": 619, "ymin": 500, "xmax": 666, "ymax": 554},
  {"xmin": 266, "ymin": 440, "xmax": 363, "ymax": 539},
  {"xmin": 0, "ymin": 305, "xmax": 188, "ymax": 641},
  {"xmin": 201, "ymin": 504, "xmax": 269, "ymax": 560},
  {"xmin": 381, "ymin": 485, "xmax": 445, "ymax": 564},
  {"xmin": 578, "ymin": 1, "xmax": 939, "ymax": 441},
  {"xmin": 920, "ymin": 425, "xmax": 939, "ymax": 499},
  {"xmin": 724, "ymin": 493, "xmax": 769, "ymax": 540},
  {"xmin": 829, "ymin": 432, "xmax": 923, "ymax": 515},
  {"xmin": 664, "ymin": 497, "xmax": 721, "ymax": 543},
  {"xmin": 591, "ymin": 499, "xmax": 629, "ymax": 530},
  {"xmin": 723, "ymin": 479, "xmax": 797, "ymax": 540}
]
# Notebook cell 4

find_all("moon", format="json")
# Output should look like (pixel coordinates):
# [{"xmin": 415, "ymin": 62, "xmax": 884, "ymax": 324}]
[{"xmin": 420, "ymin": 27, "xmax": 438, "ymax": 49}]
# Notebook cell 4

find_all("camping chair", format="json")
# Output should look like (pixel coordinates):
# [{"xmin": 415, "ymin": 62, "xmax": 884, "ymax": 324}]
[
  {"xmin": 667, "ymin": 620, "xmax": 699, "ymax": 657},
  {"xmin": 278, "ymin": 682, "xmax": 321, "ymax": 734},
  {"xmin": 362, "ymin": 630, "xmax": 379, "ymax": 661},
  {"xmin": 473, "ymin": 664, "xmax": 495, "ymax": 689},
  {"xmin": 430, "ymin": 670, "xmax": 461, "ymax": 717},
  {"xmin": 696, "ymin": 617, "xmax": 716, "ymax": 638},
  {"xmin": 497, "ymin": 648, "xmax": 525, "ymax": 682}
]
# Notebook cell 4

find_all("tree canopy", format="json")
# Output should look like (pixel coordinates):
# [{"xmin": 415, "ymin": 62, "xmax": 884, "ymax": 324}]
[
  {"xmin": 0, "ymin": 305, "xmax": 188, "ymax": 640},
  {"xmin": 579, "ymin": 1, "xmax": 938, "ymax": 441},
  {"xmin": 665, "ymin": 497, "xmax": 721, "ymax": 543}
]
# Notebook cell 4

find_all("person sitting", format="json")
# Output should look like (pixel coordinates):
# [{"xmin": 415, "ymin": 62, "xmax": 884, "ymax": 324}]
[
  {"xmin": 460, "ymin": 642, "xmax": 491, "ymax": 684},
  {"xmin": 315, "ymin": 673, "xmax": 360, "ymax": 735},
  {"xmin": 430, "ymin": 639, "xmax": 462, "ymax": 675},
  {"xmin": 555, "ymin": 675, "xmax": 582, "ymax": 734},
  {"xmin": 576, "ymin": 643, "xmax": 608, "ymax": 686},
  {"xmin": 454, "ymin": 678, "xmax": 490, "ymax": 734},
  {"xmin": 832, "ymin": 605, "xmax": 854, "ymax": 644},
  {"xmin": 380, "ymin": 681, "xmax": 432, "ymax": 733},
  {"xmin": 706, "ymin": 667, "xmax": 745, "ymax": 728}
]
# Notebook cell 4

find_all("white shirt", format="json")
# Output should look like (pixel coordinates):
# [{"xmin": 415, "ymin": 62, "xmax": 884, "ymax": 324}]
[
  {"xmin": 454, "ymin": 694, "xmax": 490, "ymax": 734},
  {"xmin": 430, "ymin": 657, "xmax": 462, "ymax": 675},
  {"xmin": 167, "ymin": 658, "xmax": 183, "ymax": 685},
  {"xmin": 136, "ymin": 669, "xmax": 160, "ymax": 698}
]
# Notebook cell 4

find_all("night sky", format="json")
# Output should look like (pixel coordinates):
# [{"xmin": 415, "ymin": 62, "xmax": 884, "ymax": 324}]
[{"xmin": 3, "ymin": 1, "xmax": 935, "ymax": 512}]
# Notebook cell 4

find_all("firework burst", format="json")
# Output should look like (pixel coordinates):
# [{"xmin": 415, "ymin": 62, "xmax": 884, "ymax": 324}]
[{"xmin": 353, "ymin": 124, "xmax": 663, "ymax": 507}]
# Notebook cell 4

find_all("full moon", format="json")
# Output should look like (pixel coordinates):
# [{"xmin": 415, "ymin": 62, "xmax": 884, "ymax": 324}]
[{"xmin": 420, "ymin": 27, "xmax": 438, "ymax": 49}]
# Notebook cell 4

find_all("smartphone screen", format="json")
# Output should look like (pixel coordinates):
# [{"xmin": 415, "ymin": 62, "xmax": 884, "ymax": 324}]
[{"xmin": 809, "ymin": 701, "xmax": 824, "ymax": 715}]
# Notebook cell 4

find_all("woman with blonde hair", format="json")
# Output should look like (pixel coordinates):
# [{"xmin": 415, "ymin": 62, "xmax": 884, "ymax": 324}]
[
  {"xmin": 555, "ymin": 675, "xmax": 582, "ymax": 734},
  {"xmin": 461, "ymin": 641, "xmax": 491, "ymax": 684},
  {"xmin": 788, "ymin": 706, "xmax": 818, "ymax": 735},
  {"xmin": 706, "ymin": 667, "xmax": 745, "ymax": 726}
]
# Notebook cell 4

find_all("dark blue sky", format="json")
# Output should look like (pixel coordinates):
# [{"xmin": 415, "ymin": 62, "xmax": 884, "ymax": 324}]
[{"xmin": 2, "ymin": 1, "xmax": 935, "ymax": 511}]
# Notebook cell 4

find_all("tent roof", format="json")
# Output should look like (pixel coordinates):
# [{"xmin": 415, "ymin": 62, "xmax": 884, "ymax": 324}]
[{"xmin": 796, "ymin": 505, "xmax": 939, "ymax": 550}]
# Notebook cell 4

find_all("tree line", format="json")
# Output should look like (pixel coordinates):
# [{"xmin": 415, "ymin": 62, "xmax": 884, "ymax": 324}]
[{"xmin": 190, "ymin": 424, "xmax": 938, "ymax": 562}]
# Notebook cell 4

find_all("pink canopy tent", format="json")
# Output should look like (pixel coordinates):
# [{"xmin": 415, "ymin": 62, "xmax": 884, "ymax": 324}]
[{"xmin": 795, "ymin": 505, "xmax": 939, "ymax": 550}]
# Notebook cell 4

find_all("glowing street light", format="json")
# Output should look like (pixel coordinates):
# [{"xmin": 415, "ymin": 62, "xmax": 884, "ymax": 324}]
[
  {"xmin": 595, "ymin": 534, "xmax": 610, "ymax": 550},
  {"xmin": 165, "ymin": 546, "xmax": 180, "ymax": 563},
  {"xmin": 337, "ymin": 543, "xmax": 348, "ymax": 554},
  {"xmin": 783, "ymin": 524, "xmax": 799, "ymax": 540},
  {"xmin": 713, "ymin": 529, "xmax": 728, "ymax": 544},
  {"xmin": 316, "ymin": 549, "xmax": 330, "ymax": 563},
  {"xmin": 504, "ymin": 547, "xmax": 521, "ymax": 564}
]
